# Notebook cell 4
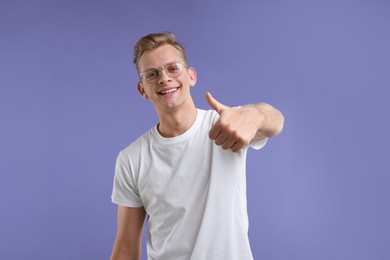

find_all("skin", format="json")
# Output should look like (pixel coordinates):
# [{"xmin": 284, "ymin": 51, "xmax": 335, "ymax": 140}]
[
  {"xmin": 205, "ymin": 92, "xmax": 285, "ymax": 152},
  {"xmin": 137, "ymin": 44, "xmax": 198, "ymax": 138},
  {"xmin": 110, "ymin": 206, "xmax": 146, "ymax": 260},
  {"xmin": 111, "ymin": 44, "xmax": 285, "ymax": 260}
]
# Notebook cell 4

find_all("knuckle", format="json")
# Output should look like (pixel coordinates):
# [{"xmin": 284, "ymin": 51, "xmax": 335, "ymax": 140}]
[
  {"xmin": 219, "ymin": 121, "xmax": 229, "ymax": 129},
  {"xmin": 231, "ymin": 130, "xmax": 240, "ymax": 139}
]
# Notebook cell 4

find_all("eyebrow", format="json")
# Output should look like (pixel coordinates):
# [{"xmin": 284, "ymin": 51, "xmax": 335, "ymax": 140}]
[{"xmin": 142, "ymin": 61, "xmax": 182, "ymax": 72}]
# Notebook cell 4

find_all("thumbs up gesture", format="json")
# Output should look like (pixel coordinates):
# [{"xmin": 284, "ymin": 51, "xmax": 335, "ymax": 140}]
[{"xmin": 206, "ymin": 92, "xmax": 264, "ymax": 152}]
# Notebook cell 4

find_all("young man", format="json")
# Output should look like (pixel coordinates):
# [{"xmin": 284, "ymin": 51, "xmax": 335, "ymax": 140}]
[{"xmin": 111, "ymin": 32, "xmax": 284, "ymax": 260}]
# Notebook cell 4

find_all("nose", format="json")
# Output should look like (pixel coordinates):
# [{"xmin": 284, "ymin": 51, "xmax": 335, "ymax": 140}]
[{"xmin": 157, "ymin": 67, "xmax": 172, "ymax": 84}]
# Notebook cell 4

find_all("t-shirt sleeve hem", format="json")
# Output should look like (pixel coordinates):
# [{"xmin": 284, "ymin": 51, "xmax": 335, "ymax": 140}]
[
  {"xmin": 249, "ymin": 137, "xmax": 268, "ymax": 150},
  {"xmin": 111, "ymin": 197, "xmax": 143, "ymax": 208}
]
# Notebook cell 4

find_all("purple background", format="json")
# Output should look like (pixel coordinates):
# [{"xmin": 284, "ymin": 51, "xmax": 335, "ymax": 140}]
[{"xmin": 1, "ymin": 0, "xmax": 389, "ymax": 259}]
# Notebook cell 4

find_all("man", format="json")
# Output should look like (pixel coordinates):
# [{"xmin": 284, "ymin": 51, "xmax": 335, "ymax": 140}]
[{"xmin": 111, "ymin": 32, "xmax": 284, "ymax": 260}]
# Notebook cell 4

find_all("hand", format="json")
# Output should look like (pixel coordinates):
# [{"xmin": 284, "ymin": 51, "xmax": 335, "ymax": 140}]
[{"xmin": 205, "ymin": 92, "xmax": 263, "ymax": 152}]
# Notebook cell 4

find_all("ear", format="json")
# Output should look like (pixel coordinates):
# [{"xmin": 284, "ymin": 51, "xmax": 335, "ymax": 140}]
[
  {"xmin": 137, "ymin": 81, "xmax": 149, "ymax": 99},
  {"xmin": 188, "ymin": 67, "xmax": 197, "ymax": 87}
]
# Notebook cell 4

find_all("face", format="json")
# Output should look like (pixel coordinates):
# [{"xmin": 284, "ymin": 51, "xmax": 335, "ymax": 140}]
[{"xmin": 137, "ymin": 44, "xmax": 197, "ymax": 114}]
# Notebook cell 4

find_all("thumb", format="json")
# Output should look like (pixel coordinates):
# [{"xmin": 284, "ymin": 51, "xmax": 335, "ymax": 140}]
[{"xmin": 205, "ymin": 92, "xmax": 228, "ymax": 114}]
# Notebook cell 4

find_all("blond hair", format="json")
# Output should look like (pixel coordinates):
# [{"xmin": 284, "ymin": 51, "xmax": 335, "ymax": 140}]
[{"xmin": 133, "ymin": 32, "xmax": 187, "ymax": 71}]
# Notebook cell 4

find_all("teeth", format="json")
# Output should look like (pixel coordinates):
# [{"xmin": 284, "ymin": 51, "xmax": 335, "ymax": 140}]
[{"xmin": 160, "ymin": 88, "xmax": 178, "ymax": 95}]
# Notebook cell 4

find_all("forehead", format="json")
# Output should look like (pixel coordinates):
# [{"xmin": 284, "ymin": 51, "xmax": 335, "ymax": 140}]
[{"xmin": 138, "ymin": 44, "xmax": 184, "ymax": 71}]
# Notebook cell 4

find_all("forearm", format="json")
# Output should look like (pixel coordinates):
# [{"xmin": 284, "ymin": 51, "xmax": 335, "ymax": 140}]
[
  {"xmin": 111, "ymin": 206, "xmax": 146, "ymax": 260},
  {"xmin": 110, "ymin": 245, "xmax": 141, "ymax": 260},
  {"xmin": 252, "ymin": 103, "xmax": 284, "ymax": 138}
]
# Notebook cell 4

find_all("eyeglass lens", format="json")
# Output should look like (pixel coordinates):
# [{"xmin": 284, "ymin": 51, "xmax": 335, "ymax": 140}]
[{"xmin": 143, "ymin": 62, "xmax": 184, "ymax": 83}]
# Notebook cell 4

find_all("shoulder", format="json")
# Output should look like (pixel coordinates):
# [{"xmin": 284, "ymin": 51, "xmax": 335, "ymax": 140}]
[{"xmin": 118, "ymin": 127, "xmax": 155, "ymax": 163}]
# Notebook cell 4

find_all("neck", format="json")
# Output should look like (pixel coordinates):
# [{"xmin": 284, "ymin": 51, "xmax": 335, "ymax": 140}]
[{"xmin": 156, "ymin": 103, "xmax": 197, "ymax": 138}]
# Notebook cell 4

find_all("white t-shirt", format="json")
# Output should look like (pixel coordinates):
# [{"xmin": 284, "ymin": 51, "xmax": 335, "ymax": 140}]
[{"xmin": 112, "ymin": 109, "xmax": 267, "ymax": 260}]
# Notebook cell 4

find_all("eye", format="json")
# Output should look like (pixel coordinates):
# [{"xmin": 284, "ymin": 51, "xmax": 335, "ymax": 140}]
[
  {"xmin": 167, "ymin": 63, "xmax": 182, "ymax": 74},
  {"xmin": 145, "ymin": 70, "xmax": 158, "ymax": 80},
  {"xmin": 167, "ymin": 65, "xmax": 179, "ymax": 72}
]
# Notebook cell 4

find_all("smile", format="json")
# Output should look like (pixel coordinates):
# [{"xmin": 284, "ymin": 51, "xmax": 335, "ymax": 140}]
[{"xmin": 158, "ymin": 87, "xmax": 179, "ymax": 95}]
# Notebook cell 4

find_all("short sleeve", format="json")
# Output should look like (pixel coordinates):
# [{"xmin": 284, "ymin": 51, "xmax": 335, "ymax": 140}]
[
  {"xmin": 249, "ymin": 136, "xmax": 268, "ymax": 150},
  {"xmin": 111, "ymin": 152, "xmax": 143, "ymax": 207}
]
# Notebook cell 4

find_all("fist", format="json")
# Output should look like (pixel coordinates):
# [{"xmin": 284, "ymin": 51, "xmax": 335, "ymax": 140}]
[{"xmin": 206, "ymin": 92, "xmax": 262, "ymax": 152}]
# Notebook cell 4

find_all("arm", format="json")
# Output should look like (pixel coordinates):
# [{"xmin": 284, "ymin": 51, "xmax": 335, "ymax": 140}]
[
  {"xmin": 249, "ymin": 102, "xmax": 285, "ymax": 141},
  {"xmin": 206, "ymin": 92, "xmax": 284, "ymax": 152},
  {"xmin": 111, "ymin": 206, "xmax": 146, "ymax": 260}
]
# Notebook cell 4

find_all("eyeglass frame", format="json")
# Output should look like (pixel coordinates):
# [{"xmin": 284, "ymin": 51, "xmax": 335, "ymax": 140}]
[{"xmin": 138, "ymin": 61, "xmax": 188, "ymax": 84}]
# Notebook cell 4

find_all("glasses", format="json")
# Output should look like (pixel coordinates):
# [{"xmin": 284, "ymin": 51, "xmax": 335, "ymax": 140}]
[{"xmin": 139, "ymin": 62, "xmax": 187, "ymax": 84}]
